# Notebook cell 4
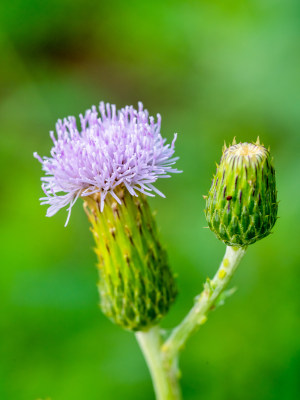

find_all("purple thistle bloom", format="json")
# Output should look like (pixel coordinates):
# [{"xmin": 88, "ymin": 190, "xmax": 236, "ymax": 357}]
[{"xmin": 34, "ymin": 102, "xmax": 181, "ymax": 226}]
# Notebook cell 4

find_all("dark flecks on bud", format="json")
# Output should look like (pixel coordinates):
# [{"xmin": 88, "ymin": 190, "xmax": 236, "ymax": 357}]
[
  {"xmin": 235, "ymin": 175, "xmax": 238, "ymax": 189},
  {"xmin": 125, "ymin": 225, "xmax": 134, "ymax": 244},
  {"xmin": 239, "ymin": 190, "xmax": 243, "ymax": 203},
  {"xmin": 110, "ymin": 227, "xmax": 116, "ymax": 239},
  {"xmin": 232, "ymin": 157, "xmax": 236, "ymax": 169},
  {"xmin": 135, "ymin": 199, "xmax": 142, "ymax": 213},
  {"xmin": 112, "ymin": 202, "xmax": 120, "ymax": 219},
  {"xmin": 124, "ymin": 253, "xmax": 130, "ymax": 265}
]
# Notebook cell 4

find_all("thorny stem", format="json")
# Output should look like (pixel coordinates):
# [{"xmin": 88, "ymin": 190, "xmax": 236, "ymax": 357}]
[
  {"xmin": 136, "ymin": 246, "xmax": 246, "ymax": 399},
  {"xmin": 162, "ymin": 246, "xmax": 246, "ymax": 362}
]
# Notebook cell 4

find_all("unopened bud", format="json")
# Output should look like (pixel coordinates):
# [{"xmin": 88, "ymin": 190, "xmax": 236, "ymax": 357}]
[{"xmin": 205, "ymin": 139, "xmax": 278, "ymax": 246}]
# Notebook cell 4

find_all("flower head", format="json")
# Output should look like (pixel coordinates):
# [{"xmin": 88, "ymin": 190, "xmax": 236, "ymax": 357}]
[
  {"xmin": 34, "ymin": 102, "xmax": 180, "ymax": 225},
  {"xmin": 205, "ymin": 138, "xmax": 278, "ymax": 246}
]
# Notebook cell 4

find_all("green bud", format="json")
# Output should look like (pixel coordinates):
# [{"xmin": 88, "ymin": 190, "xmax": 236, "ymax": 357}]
[
  {"xmin": 84, "ymin": 188, "xmax": 177, "ymax": 331},
  {"xmin": 205, "ymin": 138, "xmax": 278, "ymax": 247}
]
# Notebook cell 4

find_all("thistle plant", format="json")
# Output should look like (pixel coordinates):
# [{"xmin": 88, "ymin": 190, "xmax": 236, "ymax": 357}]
[{"xmin": 35, "ymin": 104, "xmax": 278, "ymax": 400}]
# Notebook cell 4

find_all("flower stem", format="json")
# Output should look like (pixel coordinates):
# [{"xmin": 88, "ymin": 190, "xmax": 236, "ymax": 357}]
[
  {"xmin": 162, "ymin": 246, "xmax": 246, "ymax": 362},
  {"xmin": 136, "ymin": 326, "xmax": 181, "ymax": 400}
]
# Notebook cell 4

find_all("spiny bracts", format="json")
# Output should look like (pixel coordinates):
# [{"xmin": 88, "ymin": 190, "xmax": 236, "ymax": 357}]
[
  {"xmin": 84, "ymin": 187, "xmax": 177, "ymax": 331},
  {"xmin": 205, "ymin": 138, "xmax": 278, "ymax": 246}
]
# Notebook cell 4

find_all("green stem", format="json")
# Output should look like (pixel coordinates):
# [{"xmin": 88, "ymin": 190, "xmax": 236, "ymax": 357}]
[
  {"xmin": 136, "ymin": 326, "xmax": 181, "ymax": 400},
  {"xmin": 162, "ymin": 246, "xmax": 246, "ymax": 361}
]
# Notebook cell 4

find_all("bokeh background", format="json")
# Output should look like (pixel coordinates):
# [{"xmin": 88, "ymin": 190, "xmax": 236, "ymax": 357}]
[{"xmin": 1, "ymin": 1, "xmax": 300, "ymax": 399}]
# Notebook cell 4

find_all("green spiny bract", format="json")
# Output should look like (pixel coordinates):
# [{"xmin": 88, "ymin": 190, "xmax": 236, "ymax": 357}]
[
  {"xmin": 205, "ymin": 138, "xmax": 278, "ymax": 247},
  {"xmin": 84, "ymin": 188, "xmax": 177, "ymax": 331}
]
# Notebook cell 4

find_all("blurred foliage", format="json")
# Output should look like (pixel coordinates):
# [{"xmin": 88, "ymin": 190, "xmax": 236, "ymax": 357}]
[{"xmin": 0, "ymin": 0, "xmax": 300, "ymax": 399}]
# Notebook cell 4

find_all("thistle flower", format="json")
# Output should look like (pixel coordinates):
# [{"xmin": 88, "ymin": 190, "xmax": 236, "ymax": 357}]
[
  {"xmin": 35, "ymin": 102, "xmax": 180, "ymax": 331},
  {"xmin": 34, "ymin": 102, "xmax": 180, "ymax": 226},
  {"xmin": 205, "ymin": 138, "xmax": 278, "ymax": 247}
]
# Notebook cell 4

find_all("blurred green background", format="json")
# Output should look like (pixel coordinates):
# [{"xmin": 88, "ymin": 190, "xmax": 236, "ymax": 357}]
[{"xmin": 1, "ymin": 1, "xmax": 300, "ymax": 399}]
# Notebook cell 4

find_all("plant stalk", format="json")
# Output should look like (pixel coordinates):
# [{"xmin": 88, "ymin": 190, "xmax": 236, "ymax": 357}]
[
  {"xmin": 136, "ymin": 246, "xmax": 246, "ymax": 399},
  {"xmin": 136, "ymin": 326, "xmax": 181, "ymax": 400},
  {"xmin": 162, "ymin": 246, "xmax": 246, "ymax": 362}
]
